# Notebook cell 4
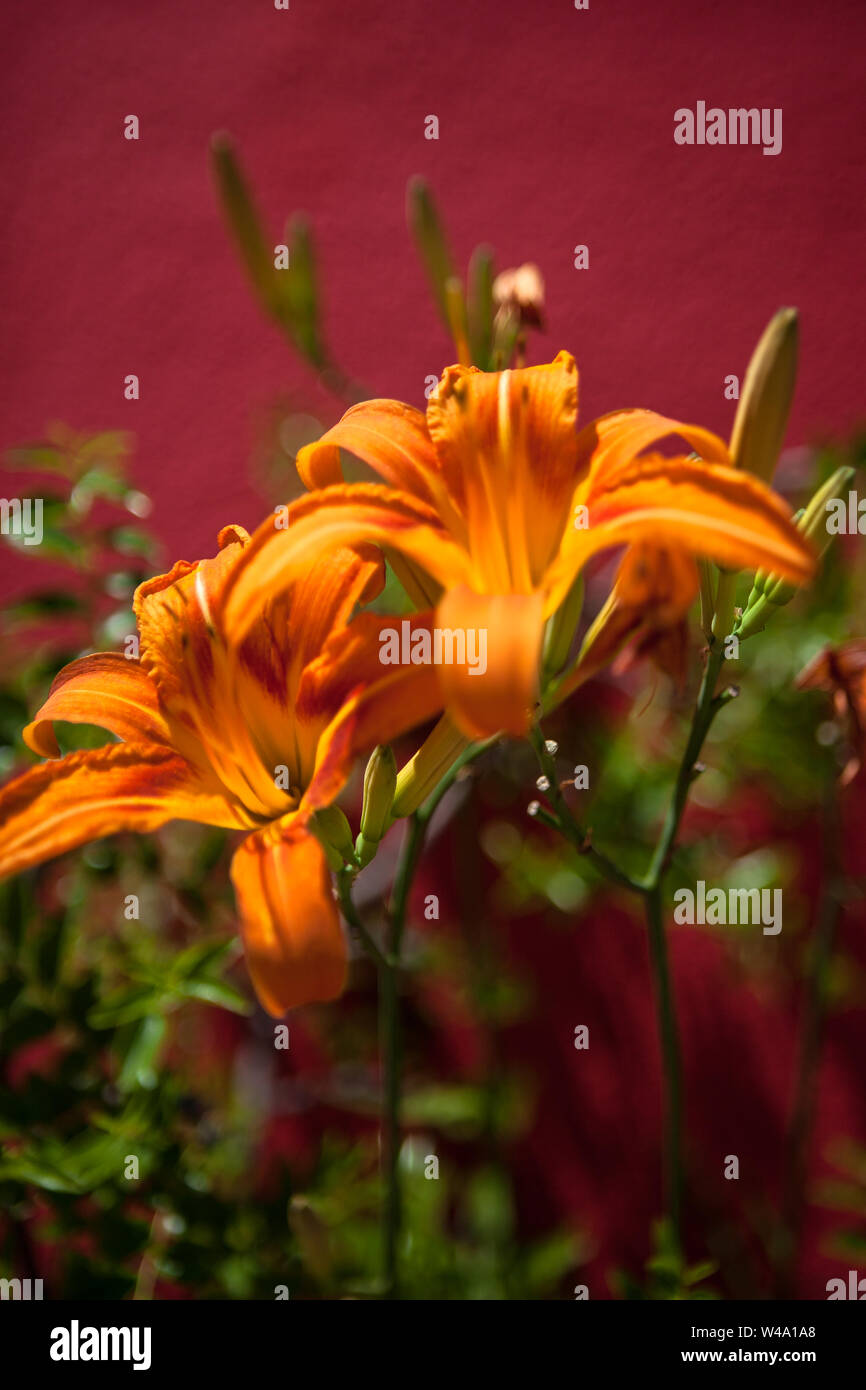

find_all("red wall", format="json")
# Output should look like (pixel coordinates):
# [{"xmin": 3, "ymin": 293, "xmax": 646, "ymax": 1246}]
[{"xmin": 1, "ymin": 0, "xmax": 864, "ymax": 564}]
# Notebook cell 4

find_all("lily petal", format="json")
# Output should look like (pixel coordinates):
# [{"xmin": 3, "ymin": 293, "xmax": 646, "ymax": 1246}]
[
  {"xmin": 296, "ymin": 399, "xmax": 462, "ymax": 530},
  {"xmin": 574, "ymin": 544, "xmax": 700, "ymax": 686},
  {"xmin": 434, "ymin": 586, "xmax": 545, "ymax": 738},
  {"xmin": 427, "ymin": 351, "xmax": 579, "ymax": 588},
  {"xmin": 23, "ymin": 653, "xmax": 171, "ymax": 758},
  {"xmin": 230, "ymin": 822, "xmax": 346, "ymax": 1016},
  {"xmin": 133, "ymin": 523, "xmax": 250, "ymax": 717},
  {"xmin": 575, "ymin": 409, "xmax": 731, "ymax": 487},
  {"xmin": 0, "ymin": 743, "xmax": 248, "ymax": 882},
  {"xmin": 298, "ymin": 612, "xmax": 445, "ymax": 808},
  {"xmin": 222, "ymin": 485, "xmax": 472, "ymax": 644},
  {"xmin": 549, "ymin": 454, "xmax": 815, "ymax": 613}
]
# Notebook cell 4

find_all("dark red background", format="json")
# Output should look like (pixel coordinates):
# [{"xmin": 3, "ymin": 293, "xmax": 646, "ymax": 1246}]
[
  {"xmin": 2, "ymin": 0, "xmax": 865, "ymax": 560},
  {"xmin": 2, "ymin": 0, "xmax": 865, "ymax": 1299}
]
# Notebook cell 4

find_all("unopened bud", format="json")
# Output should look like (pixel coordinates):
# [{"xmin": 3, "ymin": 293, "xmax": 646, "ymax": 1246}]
[
  {"xmin": 391, "ymin": 716, "xmax": 471, "ymax": 819},
  {"xmin": 310, "ymin": 805, "xmax": 355, "ymax": 869},
  {"xmin": 542, "ymin": 573, "xmax": 584, "ymax": 682},
  {"xmin": 738, "ymin": 466, "xmax": 851, "ymax": 638},
  {"xmin": 492, "ymin": 263, "xmax": 545, "ymax": 328},
  {"xmin": 729, "ymin": 308, "xmax": 798, "ymax": 482},
  {"xmin": 357, "ymin": 745, "xmax": 397, "ymax": 865}
]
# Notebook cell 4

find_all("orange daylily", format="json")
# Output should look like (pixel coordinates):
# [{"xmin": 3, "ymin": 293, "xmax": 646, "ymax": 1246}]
[
  {"xmin": 572, "ymin": 542, "xmax": 701, "ymax": 690},
  {"xmin": 0, "ymin": 526, "xmax": 443, "ymax": 1015},
  {"xmin": 797, "ymin": 639, "xmax": 866, "ymax": 785},
  {"xmin": 222, "ymin": 352, "xmax": 816, "ymax": 737}
]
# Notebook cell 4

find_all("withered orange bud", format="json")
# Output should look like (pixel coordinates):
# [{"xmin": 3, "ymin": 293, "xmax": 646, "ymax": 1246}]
[{"xmin": 492, "ymin": 263, "xmax": 545, "ymax": 328}]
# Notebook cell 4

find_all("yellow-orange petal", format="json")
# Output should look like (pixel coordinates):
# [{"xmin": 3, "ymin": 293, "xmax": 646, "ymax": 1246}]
[
  {"xmin": 574, "ymin": 544, "xmax": 700, "ymax": 685},
  {"xmin": 549, "ymin": 454, "xmax": 815, "ymax": 614},
  {"xmin": 298, "ymin": 614, "xmax": 445, "ymax": 810},
  {"xmin": 222, "ymin": 484, "xmax": 472, "ymax": 644},
  {"xmin": 133, "ymin": 524, "xmax": 250, "ymax": 715},
  {"xmin": 0, "ymin": 743, "xmax": 248, "ymax": 882},
  {"xmin": 296, "ymin": 398, "xmax": 462, "ymax": 528},
  {"xmin": 23, "ymin": 653, "xmax": 170, "ymax": 758},
  {"xmin": 277, "ymin": 545, "xmax": 385, "ymax": 706},
  {"xmin": 575, "ymin": 409, "xmax": 731, "ymax": 487},
  {"xmin": 230, "ymin": 823, "xmax": 347, "ymax": 1016},
  {"xmin": 433, "ymin": 586, "xmax": 545, "ymax": 739},
  {"xmin": 426, "ymin": 352, "xmax": 579, "ymax": 588}
]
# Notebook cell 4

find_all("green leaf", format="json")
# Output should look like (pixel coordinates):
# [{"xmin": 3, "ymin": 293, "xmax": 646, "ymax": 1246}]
[
  {"xmin": 174, "ymin": 979, "xmax": 251, "ymax": 1014},
  {"xmin": 401, "ymin": 1084, "xmax": 485, "ymax": 1132},
  {"xmin": 4, "ymin": 442, "xmax": 72, "ymax": 476},
  {"xmin": 523, "ymin": 1230, "xmax": 583, "ymax": 1294},
  {"xmin": 107, "ymin": 526, "xmax": 157, "ymax": 559},
  {"xmin": 211, "ymin": 135, "xmax": 278, "ymax": 314},
  {"xmin": 88, "ymin": 984, "xmax": 166, "ymax": 1029},
  {"xmin": 70, "ymin": 467, "xmax": 129, "ymax": 514},
  {"xmin": 117, "ymin": 1014, "xmax": 167, "ymax": 1091},
  {"xmin": 406, "ymin": 177, "xmax": 456, "ymax": 329},
  {"xmin": 285, "ymin": 214, "xmax": 325, "ymax": 366},
  {"xmin": 467, "ymin": 243, "xmax": 495, "ymax": 369},
  {"xmin": 3, "ymin": 590, "xmax": 83, "ymax": 624},
  {"xmin": 169, "ymin": 938, "xmax": 236, "ymax": 981},
  {"xmin": 0, "ymin": 1151, "xmax": 84, "ymax": 1194}
]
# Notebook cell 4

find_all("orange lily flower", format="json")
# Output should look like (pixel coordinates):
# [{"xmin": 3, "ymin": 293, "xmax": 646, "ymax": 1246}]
[
  {"xmin": 797, "ymin": 639, "xmax": 866, "ymax": 785},
  {"xmin": 222, "ymin": 352, "xmax": 816, "ymax": 738},
  {"xmin": 0, "ymin": 526, "xmax": 442, "ymax": 1015}
]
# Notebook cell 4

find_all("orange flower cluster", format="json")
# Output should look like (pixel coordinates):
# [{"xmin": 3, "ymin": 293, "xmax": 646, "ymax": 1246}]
[{"xmin": 0, "ymin": 351, "xmax": 815, "ymax": 1014}]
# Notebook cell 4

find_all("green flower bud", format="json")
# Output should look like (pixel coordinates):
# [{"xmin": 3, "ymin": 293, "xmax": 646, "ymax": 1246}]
[
  {"xmin": 729, "ymin": 308, "xmax": 798, "ymax": 482},
  {"xmin": 738, "ymin": 465, "xmax": 854, "ymax": 637},
  {"xmin": 309, "ymin": 805, "xmax": 355, "ymax": 869},
  {"xmin": 357, "ymin": 745, "xmax": 398, "ymax": 865},
  {"xmin": 391, "ymin": 716, "xmax": 471, "ymax": 820},
  {"xmin": 542, "ymin": 573, "xmax": 584, "ymax": 682}
]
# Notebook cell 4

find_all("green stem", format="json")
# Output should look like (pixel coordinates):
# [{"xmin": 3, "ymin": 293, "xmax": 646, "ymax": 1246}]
[
  {"xmin": 336, "ymin": 870, "xmax": 390, "ymax": 969},
  {"xmin": 775, "ymin": 782, "xmax": 843, "ymax": 1295},
  {"xmin": 343, "ymin": 740, "xmax": 493, "ymax": 1299},
  {"xmin": 534, "ymin": 583, "xmax": 740, "ymax": 1258},
  {"xmin": 381, "ymin": 814, "xmax": 426, "ymax": 1298},
  {"xmin": 637, "ymin": 630, "xmax": 733, "ymax": 1250},
  {"xmin": 529, "ymin": 726, "xmax": 643, "ymax": 893},
  {"xmin": 645, "ymin": 883, "xmax": 684, "ymax": 1245},
  {"xmin": 643, "ymin": 642, "xmax": 731, "ymax": 891}
]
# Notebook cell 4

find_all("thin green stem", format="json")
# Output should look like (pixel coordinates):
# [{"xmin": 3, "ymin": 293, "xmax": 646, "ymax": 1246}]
[
  {"xmin": 645, "ymin": 883, "xmax": 684, "ymax": 1245},
  {"xmin": 643, "ymin": 642, "xmax": 731, "ymax": 892},
  {"xmin": 342, "ymin": 741, "xmax": 494, "ymax": 1300},
  {"xmin": 637, "ymin": 628, "xmax": 734, "ymax": 1250},
  {"xmin": 529, "ymin": 726, "xmax": 643, "ymax": 893},
  {"xmin": 534, "ymin": 581, "xmax": 741, "ymax": 1258},
  {"xmin": 775, "ymin": 783, "xmax": 844, "ymax": 1295},
  {"xmin": 380, "ymin": 812, "xmax": 427, "ymax": 1298},
  {"xmin": 336, "ymin": 870, "xmax": 390, "ymax": 969}
]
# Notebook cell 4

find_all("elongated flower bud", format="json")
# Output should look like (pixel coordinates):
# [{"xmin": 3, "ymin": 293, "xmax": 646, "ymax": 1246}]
[
  {"xmin": 356, "ymin": 745, "xmax": 397, "ymax": 866},
  {"xmin": 309, "ymin": 805, "xmax": 355, "ymax": 870},
  {"xmin": 543, "ymin": 573, "xmax": 584, "ymax": 682},
  {"xmin": 738, "ymin": 465, "xmax": 853, "ymax": 637},
  {"xmin": 391, "ymin": 716, "xmax": 471, "ymax": 820},
  {"xmin": 729, "ymin": 308, "xmax": 798, "ymax": 482}
]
